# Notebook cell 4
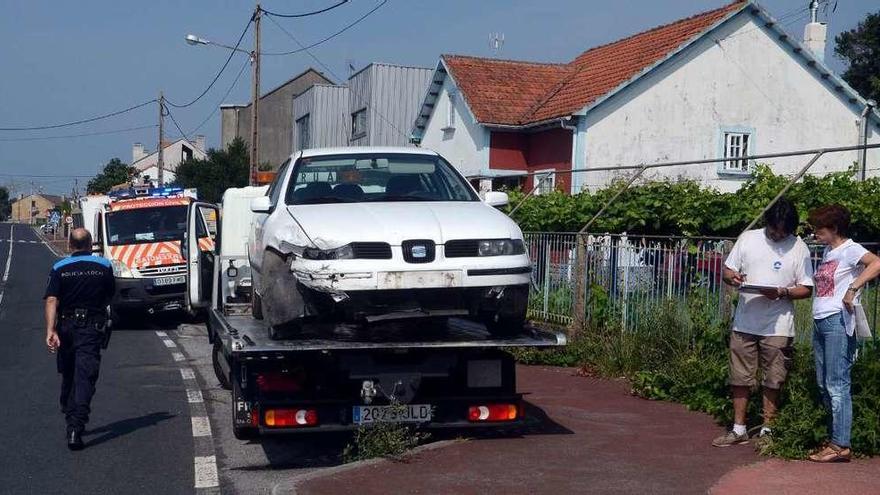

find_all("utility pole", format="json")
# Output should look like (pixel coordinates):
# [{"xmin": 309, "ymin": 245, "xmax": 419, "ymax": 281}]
[
  {"xmin": 158, "ymin": 91, "xmax": 165, "ymax": 187},
  {"xmin": 249, "ymin": 4, "xmax": 262, "ymax": 185}
]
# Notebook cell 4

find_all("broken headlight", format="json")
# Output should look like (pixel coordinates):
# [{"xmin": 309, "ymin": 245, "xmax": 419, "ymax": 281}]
[
  {"xmin": 301, "ymin": 244, "xmax": 355, "ymax": 260},
  {"xmin": 477, "ymin": 239, "xmax": 526, "ymax": 256}
]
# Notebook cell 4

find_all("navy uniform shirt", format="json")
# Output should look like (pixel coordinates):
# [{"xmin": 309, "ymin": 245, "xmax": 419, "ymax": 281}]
[{"xmin": 44, "ymin": 251, "xmax": 115, "ymax": 313}]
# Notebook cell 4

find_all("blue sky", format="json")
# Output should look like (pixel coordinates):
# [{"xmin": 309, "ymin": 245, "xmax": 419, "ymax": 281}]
[{"xmin": 0, "ymin": 0, "xmax": 876, "ymax": 195}]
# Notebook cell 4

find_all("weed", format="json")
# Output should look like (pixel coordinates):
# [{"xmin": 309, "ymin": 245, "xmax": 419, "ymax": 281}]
[{"xmin": 342, "ymin": 403, "xmax": 431, "ymax": 463}]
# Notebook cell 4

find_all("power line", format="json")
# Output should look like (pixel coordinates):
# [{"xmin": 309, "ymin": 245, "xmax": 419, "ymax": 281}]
[
  {"xmin": 0, "ymin": 124, "xmax": 157, "ymax": 142},
  {"xmin": 265, "ymin": 14, "xmax": 410, "ymax": 142},
  {"xmin": 0, "ymin": 100, "xmax": 156, "ymax": 131},
  {"xmin": 166, "ymin": 17, "xmax": 253, "ymax": 108},
  {"xmin": 0, "ymin": 173, "xmax": 93, "ymax": 178},
  {"xmin": 185, "ymin": 57, "xmax": 250, "ymax": 137},
  {"xmin": 262, "ymin": 0, "xmax": 388, "ymax": 56},
  {"xmin": 163, "ymin": 105, "xmax": 193, "ymax": 147},
  {"xmin": 262, "ymin": 0, "xmax": 349, "ymax": 18}
]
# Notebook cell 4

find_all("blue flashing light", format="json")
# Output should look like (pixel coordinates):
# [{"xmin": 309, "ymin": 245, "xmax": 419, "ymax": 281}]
[{"xmin": 109, "ymin": 186, "xmax": 190, "ymax": 200}]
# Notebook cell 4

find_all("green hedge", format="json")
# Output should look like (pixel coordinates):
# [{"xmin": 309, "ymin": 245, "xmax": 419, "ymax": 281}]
[{"xmin": 506, "ymin": 166, "xmax": 880, "ymax": 239}]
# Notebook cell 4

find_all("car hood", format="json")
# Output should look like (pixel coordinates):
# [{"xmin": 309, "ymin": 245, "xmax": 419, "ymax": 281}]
[{"xmin": 286, "ymin": 202, "xmax": 521, "ymax": 249}]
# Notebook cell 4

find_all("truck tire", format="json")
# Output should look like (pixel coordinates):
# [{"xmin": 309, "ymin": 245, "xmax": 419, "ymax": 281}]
[
  {"xmin": 252, "ymin": 290, "xmax": 264, "ymax": 320},
  {"xmin": 212, "ymin": 341, "xmax": 231, "ymax": 390}
]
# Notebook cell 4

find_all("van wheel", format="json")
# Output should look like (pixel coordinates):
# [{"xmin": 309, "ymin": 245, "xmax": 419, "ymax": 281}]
[
  {"xmin": 212, "ymin": 341, "xmax": 231, "ymax": 390},
  {"xmin": 252, "ymin": 291, "xmax": 264, "ymax": 320}
]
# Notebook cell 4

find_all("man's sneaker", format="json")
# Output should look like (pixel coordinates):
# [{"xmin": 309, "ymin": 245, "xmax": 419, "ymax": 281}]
[{"xmin": 712, "ymin": 430, "xmax": 749, "ymax": 447}]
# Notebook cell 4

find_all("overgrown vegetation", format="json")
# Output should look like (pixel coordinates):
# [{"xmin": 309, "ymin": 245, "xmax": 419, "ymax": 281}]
[
  {"xmin": 87, "ymin": 158, "xmax": 137, "ymax": 194},
  {"xmin": 515, "ymin": 293, "xmax": 880, "ymax": 459},
  {"xmin": 342, "ymin": 403, "xmax": 431, "ymax": 463},
  {"xmin": 506, "ymin": 166, "xmax": 880, "ymax": 239},
  {"xmin": 173, "ymin": 138, "xmax": 250, "ymax": 203}
]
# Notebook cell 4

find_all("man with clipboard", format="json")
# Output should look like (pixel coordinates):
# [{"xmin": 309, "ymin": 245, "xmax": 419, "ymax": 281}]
[{"xmin": 712, "ymin": 198, "xmax": 814, "ymax": 448}]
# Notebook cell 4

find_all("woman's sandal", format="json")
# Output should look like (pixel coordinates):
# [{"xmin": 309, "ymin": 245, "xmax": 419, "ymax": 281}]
[{"xmin": 808, "ymin": 444, "xmax": 852, "ymax": 463}]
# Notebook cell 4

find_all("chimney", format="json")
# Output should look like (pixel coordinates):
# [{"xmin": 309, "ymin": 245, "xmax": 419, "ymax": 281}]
[
  {"xmin": 195, "ymin": 134, "xmax": 206, "ymax": 152},
  {"xmin": 803, "ymin": 0, "xmax": 827, "ymax": 62},
  {"xmin": 132, "ymin": 142, "xmax": 147, "ymax": 162}
]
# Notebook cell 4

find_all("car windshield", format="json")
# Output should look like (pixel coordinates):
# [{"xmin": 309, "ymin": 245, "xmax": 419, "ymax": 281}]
[
  {"xmin": 105, "ymin": 206, "xmax": 187, "ymax": 246},
  {"xmin": 284, "ymin": 153, "xmax": 478, "ymax": 205}
]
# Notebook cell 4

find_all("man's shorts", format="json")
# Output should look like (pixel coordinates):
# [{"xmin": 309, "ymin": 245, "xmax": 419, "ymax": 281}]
[{"xmin": 729, "ymin": 331, "xmax": 794, "ymax": 389}]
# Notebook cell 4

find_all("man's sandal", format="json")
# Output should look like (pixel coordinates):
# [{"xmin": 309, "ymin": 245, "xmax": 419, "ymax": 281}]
[{"xmin": 808, "ymin": 444, "xmax": 851, "ymax": 463}]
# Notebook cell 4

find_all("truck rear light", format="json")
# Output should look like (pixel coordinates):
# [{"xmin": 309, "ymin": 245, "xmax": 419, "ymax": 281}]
[
  {"xmin": 467, "ymin": 403, "xmax": 519, "ymax": 422},
  {"xmin": 256, "ymin": 371, "xmax": 303, "ymax": 393},
  {"xmin": 264, "ymin": 408, "xmax": 318, "ymax": 427}
]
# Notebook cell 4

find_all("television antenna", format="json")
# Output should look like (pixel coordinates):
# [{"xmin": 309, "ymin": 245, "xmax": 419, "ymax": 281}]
[{"xmin": 489, "ymin": 32, "xmax": 505, "ymax": 54}]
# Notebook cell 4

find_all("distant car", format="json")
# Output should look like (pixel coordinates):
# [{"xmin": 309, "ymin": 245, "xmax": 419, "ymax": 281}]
[
  {"xmin": 40, "ymin": 223, "xmax": 56, "ymax": 235},
  {"xmin": 248, "ymin": 147, "xmax": 531, "ymax": 338}
]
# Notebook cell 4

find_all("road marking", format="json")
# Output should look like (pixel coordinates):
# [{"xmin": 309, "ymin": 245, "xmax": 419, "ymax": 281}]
[
  {"xmin": 172, "ymin": 352, "xmax": 186, "ymax": 362},
  {"xmin": 194, "ymin": 456, "xmax": 219, "ymax": 489},
  {"xmin": 187, "ymin": 389, "xmax": 204, "ymax": 403},
  {"xmin": 191, "ymin": 416, "xmax": 212, "ymax": 437},
  {"xmin": 155, "ymin": 330, "xmax": 168, "ymax": 337},
  {"xmin": 32, "ymin": 226, "xmax": 64, "ymax": 258},
  {"xmin": 0, "ymin": 225, "xmax": 14, "ymax": 307},
  {"xmin": 180, "ymin": 368, "xmax": 196, "ymax": 380},
  {"xmin": 162, "ymin": 339, "xmax": 177, "ymax": 348}
]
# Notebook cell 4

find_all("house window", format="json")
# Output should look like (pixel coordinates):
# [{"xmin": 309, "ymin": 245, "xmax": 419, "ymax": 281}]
[
  {"xmin": 296, "ymin": 114, "xmax": 311, "ymax": 150},
  {"xmin": 444, "ymin": 93, "xmax": 456, "ymax": 130},
  {"xmin": 351, "ymin": 109, "xmax": 367, "ymax": 139},
  {"xmin": 181, "ymin": 145, "xmax": 193, "ymax": 162},
  {"xmin": 723, "ymin": 132, "xmax": 751, "ymax": 172},
  {"xmin": 534, "ymin": 169, "xmax": 556, "ymax": 195}
]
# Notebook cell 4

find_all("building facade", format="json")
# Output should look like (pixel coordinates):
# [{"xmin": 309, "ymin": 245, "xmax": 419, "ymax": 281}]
[
  {"xmin": 131, "ymin": 137, "xmax": 207, "ymax": 185},
  {"xmin": 221, "ymin": 68, "xmax": 333, "ymax": 167},
  {"xmin": 413, "ymin": 1, "xmax": 880, "ymax": 194},
  {"xmin": 290, "ymin": 63, "xmax": 432, "ymax": 160},
  {"xmin": 11, "ymin": 193, "xmax": 64, "ymax": 224}
]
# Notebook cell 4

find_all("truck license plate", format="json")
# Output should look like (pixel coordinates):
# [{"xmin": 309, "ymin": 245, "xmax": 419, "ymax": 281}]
[
  {"xmin": 353, "ymin": 404, "xmax": 432, "ymax": 425},
  {"xmin": 154, "ymin": 275, "xmax": 186, "ymax": 286}
]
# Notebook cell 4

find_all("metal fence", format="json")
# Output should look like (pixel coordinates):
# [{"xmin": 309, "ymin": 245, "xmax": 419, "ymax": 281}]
[{"xmin": 525, "ymin": 232, "xmax": 880, "ymax": 336}]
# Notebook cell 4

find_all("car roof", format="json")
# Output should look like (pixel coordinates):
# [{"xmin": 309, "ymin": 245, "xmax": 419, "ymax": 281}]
[{"xmin": 294, "ymin": 146, "xmax": 440, "ymax": 159}]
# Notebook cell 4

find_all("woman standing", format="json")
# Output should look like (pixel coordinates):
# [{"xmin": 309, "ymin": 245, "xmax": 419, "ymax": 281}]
[{"xmin": 808, "ymin": 204, "xmax": 880, "ymax": 462}]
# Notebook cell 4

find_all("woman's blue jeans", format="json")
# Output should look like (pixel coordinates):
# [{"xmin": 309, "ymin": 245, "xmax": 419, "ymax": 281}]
[{"xmin": 813, "ymin": 312, "xmax": 858, "ymax": 448}]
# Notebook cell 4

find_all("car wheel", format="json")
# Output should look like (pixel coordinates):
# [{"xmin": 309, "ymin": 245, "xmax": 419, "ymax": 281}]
[{"xmin": 252, "ymin": 290, "xmax": 264, "ymax": 320}]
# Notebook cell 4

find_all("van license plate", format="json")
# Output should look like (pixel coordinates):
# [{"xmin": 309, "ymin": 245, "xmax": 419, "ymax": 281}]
[
  {"xmin": 353, "ymin": 404, "xmax": 432, "ymax": 425},
  {"xmin": 154, "ymin": 275, "xmax": 186, "ymax": 286}
]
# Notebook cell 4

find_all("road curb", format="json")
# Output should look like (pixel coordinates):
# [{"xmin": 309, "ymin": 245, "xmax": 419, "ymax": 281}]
[{"xmin": 270, "ymin": 439, "xmax": 465, "ymax": 495}]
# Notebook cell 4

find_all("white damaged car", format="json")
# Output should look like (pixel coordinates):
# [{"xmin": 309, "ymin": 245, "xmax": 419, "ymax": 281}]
[{"xmin": 247, "ymin": 147, "xmax": 531, "ymax": 339}]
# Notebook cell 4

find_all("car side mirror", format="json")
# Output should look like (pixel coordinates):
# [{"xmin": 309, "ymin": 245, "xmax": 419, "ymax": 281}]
[
  {"xmin": 180, "ymin": 234, "xmax": 188, "ymax": 261},
  {"xmin": 250, "ymin": 196, "xmax": 272, "ymax": 213},
  {"xmin": 484, "ymin": 191, "xmax": 509, "ymax": 207}
]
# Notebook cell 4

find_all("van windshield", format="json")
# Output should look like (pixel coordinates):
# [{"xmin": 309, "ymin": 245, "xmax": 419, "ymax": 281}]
[
  {"xmin": 284, "ymin": 153, "xmax": 478, "ymax": 205},
  {"xmin": 105, "ymin": 206, "xmax": 188, "ymax": 245}
]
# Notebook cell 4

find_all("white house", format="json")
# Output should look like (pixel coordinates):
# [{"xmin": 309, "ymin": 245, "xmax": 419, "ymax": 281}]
[
  {"xmin": 131, "ymin": 136, "xmax": 207, "ymax": 185},
  {"xmin": 412, "ymin": 0, "xmax": 880, "ymax": 194}
]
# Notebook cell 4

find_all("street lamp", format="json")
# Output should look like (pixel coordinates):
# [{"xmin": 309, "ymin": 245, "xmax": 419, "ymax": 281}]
[{"xmin": 185, "ymin": 18, "xmax": 261, "ymax": 187}]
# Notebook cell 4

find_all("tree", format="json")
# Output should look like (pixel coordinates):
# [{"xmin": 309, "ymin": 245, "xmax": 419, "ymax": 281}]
[
  {"xmin": 0, "ymin": 187, "xmax": 10, "ymax": 221},
  {"xmin": 173, "ymin": 137, "xmax": 250, "ymax": 203},
  {"xmin": 87, "ymin": 158, "xmax": 137, "ymax": 194},
  {"xmin": 835, "ymin": 11, "xmax": 880, "ymax": 103}
]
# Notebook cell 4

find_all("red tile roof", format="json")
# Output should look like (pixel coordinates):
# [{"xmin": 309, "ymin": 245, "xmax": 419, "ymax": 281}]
[{"xmin": 442, "ymin": 1, "xmax": 747, "ymax": 126}]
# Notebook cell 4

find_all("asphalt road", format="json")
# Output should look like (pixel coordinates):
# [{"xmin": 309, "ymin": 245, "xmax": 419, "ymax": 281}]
[{"xmin": 0, "ymin": 224, "xmax": 194, "ymax": 495}]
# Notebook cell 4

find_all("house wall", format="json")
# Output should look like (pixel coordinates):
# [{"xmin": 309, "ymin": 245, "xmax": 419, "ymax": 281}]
[
  {"xmin": 577, "ymin": 11, "xmax": 880, "ymax": 193},
  {"xmin": 220, "ymin": 70, "xmax": 332, "ymax": 168},
  {"xmin": 419, "ymin": 75, "xmax": 490, "ymax": 177},
  {"xmin": 133, "ymin": 140, "xmax": 207, "ymax": 186},
  {"xmin": 292, "ymin": 85, "xmax": 351, "ymax": 153},
  {"xmin": 489, "ymin": 128, "xmax": 572, "ymax": 191},
  {"xmin": 11, "ymin": 194, "xmax": 58, "ymax": 223},
  {"xmin": 368, "ymin": 64, "xmax": 433, "ymax": 146}
]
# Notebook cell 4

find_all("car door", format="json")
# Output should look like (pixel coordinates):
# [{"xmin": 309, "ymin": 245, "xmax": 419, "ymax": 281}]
[{"xmin": 186, "ymin": 202, "xmax": 220, "ymax": 311}]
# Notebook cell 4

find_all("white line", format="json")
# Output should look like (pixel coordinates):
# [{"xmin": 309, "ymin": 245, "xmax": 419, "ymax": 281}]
[
  {"xmin": 180, "ymin": 368, "xmax": 196, "ymax": 380},
  {"xmin": 162, "ymin": 339, "xmax": 177, "ymax": 348},
  {"xmin": 155, "ymin": 330, "xmax": 168, "ymax": 337},
  {"xmin": 172, "ymin": 352, "xmax": 186, "ymax": 362},
  {"xmin": 187, "ymin": 389, "xmax": 204, "ymax": 403},
  {"xmin": 194, "ymin": 456, "xmax": 219, "ymax": 489},
  {"xmin": 191, "ymin": 416, "xmax": 212, "ymax": 437},
  {"xmin": 0, "ymin": 225, "xmax": 14, "ymax": 307}
]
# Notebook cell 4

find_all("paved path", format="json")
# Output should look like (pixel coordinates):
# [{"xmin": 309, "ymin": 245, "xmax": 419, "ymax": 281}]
[{"xmin": 0, "ymin": 224, "xmax": 195, "ymax": 495}]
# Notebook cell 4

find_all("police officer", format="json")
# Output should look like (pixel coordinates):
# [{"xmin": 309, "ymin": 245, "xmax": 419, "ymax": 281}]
[{"xmin": 45, "ymin": 228, "xmax": 115, "ymax": 451}]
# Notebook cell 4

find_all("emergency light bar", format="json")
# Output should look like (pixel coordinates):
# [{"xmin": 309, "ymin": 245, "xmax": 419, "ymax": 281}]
[{"xmin": 108, "ymin": 186, "xmax": 197, "ymax": 200}]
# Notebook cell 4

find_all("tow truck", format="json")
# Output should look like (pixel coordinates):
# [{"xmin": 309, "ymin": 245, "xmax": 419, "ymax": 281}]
[
  {"xmin": 183, "ymin": 187, "xmax": 566, "ymax": 439},
  {"xmin": 82, "ymin": 185, "xmax": 212, "ymax": 317}
]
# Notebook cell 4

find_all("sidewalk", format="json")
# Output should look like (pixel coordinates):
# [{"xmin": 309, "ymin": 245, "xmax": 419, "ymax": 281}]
[{"xmin": 294, "ymin": 366, "xmax": 759, "ymax": 495}]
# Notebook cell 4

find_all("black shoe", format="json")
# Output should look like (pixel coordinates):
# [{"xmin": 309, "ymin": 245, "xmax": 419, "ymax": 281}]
[{"xmin": 67, "ymin": 429, "xmax": 84, "ymax": 451}]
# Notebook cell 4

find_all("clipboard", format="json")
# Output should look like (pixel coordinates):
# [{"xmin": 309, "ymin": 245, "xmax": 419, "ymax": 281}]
[{"xmin": 738, "ymin": 283, "xmax": 780, "ymax": 294}]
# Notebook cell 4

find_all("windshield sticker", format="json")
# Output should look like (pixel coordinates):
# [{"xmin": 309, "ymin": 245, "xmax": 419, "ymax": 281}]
[
  {"xmin": 110, "ymin": 234, "xmax": 119, "ymax": 242},
  {"xmin": 135, "ymin": 232, "xmax": 155, "ymax": 241}
]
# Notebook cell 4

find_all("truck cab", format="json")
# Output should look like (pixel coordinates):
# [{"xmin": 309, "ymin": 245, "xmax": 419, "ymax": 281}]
[{"xmin": 84, "ymin": 186, "xmax": 214, "ymax": 316}]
